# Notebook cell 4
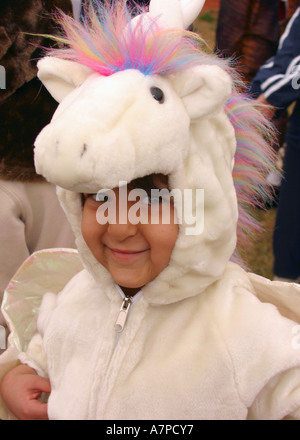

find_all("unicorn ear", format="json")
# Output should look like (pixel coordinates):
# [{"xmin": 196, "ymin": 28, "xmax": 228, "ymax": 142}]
[
  {"xmin": 37, "ymin": 57, "xmax": 94, "ymax": 103},
  {"xmin": 173, "ymin": 65, "xmax": 232, "ymax": 119}
]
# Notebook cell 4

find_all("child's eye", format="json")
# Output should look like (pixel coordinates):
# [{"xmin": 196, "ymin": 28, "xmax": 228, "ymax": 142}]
[
  {"xmin": 85, "ymin": 192, "xmax": 112, "ymax": 203},
  {"xmin": 141, "ymin": 195, "xmax": 162, "ymax": 206},
  {"xmin": 96, "ymin": 192, "xmax": 112, "ymax": 203}
]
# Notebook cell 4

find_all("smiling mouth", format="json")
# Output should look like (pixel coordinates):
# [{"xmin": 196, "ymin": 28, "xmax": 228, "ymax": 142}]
[{"xmin": 107, "ymin": 247, "xmax": 149, "ymax": 260}]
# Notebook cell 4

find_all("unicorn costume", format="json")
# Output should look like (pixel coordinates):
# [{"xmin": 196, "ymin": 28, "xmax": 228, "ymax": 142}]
[{"xmin": 2, "ymin": 0, "xmax": 300, "ymax": 420}]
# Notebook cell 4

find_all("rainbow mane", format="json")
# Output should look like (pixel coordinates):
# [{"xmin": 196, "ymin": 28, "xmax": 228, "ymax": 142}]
[
  {"xmin": 49, "ymin": 1, "xmax": 203, "ymax": 77},
  {"xmin": 226, "ymin": 93, "xmax": 277, "ymax": 264},
  {"xmin": 46, "ymin": 0, "xmax": 277, "ymax": 264}
]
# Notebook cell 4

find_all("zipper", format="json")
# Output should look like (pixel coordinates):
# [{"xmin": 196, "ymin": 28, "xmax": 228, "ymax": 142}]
[
  {"xmin": 114, "ymin": 285, "xmax": 143, "ymax": 333},
  {"xmin": 114, "ymin": 296, "xmax": 132, "ymax": 333}
]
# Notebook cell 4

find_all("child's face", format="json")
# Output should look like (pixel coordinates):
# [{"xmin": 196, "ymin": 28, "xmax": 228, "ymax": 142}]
[{"xmin": 81, "ymin": 174, "xmax": 178, "ymax": 296}]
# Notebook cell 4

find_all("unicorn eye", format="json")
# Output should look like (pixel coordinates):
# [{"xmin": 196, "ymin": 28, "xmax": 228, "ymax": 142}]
[{"xmin": 150, "ymin": 87, "xmax": 165, "ymax": 103}]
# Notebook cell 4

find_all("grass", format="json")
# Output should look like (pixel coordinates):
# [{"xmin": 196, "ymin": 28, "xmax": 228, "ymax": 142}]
[
  {"xmin": 198, "ymin": 11, "xmax": 217, "ymax": 23},
  {"xmin": 193, "ymin": 9, "xmax": 219, "ymax": 50},
  {"xmin": 239, "ymin": 208, "xmax": 277, "ymax": 280}
]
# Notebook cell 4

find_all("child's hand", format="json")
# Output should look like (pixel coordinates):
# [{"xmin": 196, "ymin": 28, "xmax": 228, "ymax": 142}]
[{"xmin": 0, "ymin": 364, "xmax": 51, "ymax": 420}]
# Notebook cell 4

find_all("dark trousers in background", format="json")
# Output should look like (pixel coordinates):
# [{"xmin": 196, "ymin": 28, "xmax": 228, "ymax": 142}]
[{"xmin": 273, "ymin": 111, "xmax": 300, "ymax": 279}]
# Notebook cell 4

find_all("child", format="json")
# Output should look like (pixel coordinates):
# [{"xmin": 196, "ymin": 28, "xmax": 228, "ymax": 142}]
[{"xmin": 1, "ymin": 0, "xmax": 300, "ymax": 420}]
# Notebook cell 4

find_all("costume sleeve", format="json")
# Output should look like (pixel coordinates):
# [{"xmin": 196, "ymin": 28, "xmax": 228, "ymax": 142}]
[
  {"xmin": 18, "ymin": 292, "xmax": 58, "ymax": 379},
  {"xmin": 251, "ymin": 7, "xmax": 300, "ymax": 108},
  {"xmin": 247, "ymin": 367, "xmax": 300, "ymax": 419},
  {"xmin": 245, "ymin": 273, "xmax": 300, "ymax": 418},
  {"xmin": 243, "ymin": 298, "xmax": 300, "ymax": 419},
  {"xmin": 214, "ymin": 273, "xmax": 300, "ymax": 419}
]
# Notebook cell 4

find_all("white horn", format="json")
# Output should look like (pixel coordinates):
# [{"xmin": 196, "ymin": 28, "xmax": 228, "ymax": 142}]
[
  {"xmin": 148, "ymin": 0, "xmax": 205, "ymax": 29},
  {"xmin": 149, "ymin": 0, "xmax": 182, "ymax": 28},
  {"xmin": 180, "ymin": 0, "xmax": 206, "ymax": 29}
]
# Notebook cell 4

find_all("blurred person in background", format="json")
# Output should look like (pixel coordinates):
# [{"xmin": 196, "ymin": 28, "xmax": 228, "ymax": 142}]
[
  {"xmin": 216, "ymin": 0, "xmax": 300, "ymax": 202},
  {"xmin": 250, "ymin": 6, "xmax": 300, "ymax": 283},
  {"xmin": 0, "ymin": 0, "xmax": 76, "ymax": 335},
  {"xmin": 215, "ymin": 0, "xmax": 281, "ymax": 84}
]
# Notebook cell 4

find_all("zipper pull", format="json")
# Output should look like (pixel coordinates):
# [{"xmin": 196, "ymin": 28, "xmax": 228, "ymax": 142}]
[{"xmin": 115, "ymin": 296, "xmax": 132, "ymax": 333}]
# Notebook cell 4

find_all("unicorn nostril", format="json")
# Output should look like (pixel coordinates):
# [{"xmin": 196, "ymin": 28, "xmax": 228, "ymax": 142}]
[{"xmin": 80, "ymin": 143, "xmax": 88, "ymax": 158}]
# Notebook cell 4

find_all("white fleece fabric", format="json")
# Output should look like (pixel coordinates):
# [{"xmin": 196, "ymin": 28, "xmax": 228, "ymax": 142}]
[{"xmin": 19, "ymin": 261, "xmax": 300, "ymax": 420}]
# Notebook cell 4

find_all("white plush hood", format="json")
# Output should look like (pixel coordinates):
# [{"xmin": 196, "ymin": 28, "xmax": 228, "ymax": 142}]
[{"xmin": 33, "ymin": 0, "xmax": 255, "ymax": 305}]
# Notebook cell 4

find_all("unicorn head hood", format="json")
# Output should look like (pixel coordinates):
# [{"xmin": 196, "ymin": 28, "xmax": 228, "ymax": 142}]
[{"xmin": 34, "ymin": 0, "xmax": 275, "ymax": 305}]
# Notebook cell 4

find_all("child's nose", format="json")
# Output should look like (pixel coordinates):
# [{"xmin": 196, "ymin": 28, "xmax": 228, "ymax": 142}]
[
  {"xmin": 107, "ymin": 219, "xmax": 138, "ymax": 239},
  {"xmin": 106, "ymin": 197, "xmax": 138, "ymax": 239}
]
